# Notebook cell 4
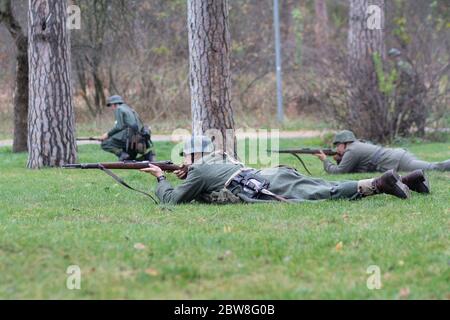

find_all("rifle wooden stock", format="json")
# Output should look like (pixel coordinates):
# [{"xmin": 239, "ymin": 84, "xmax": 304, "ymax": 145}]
[{"xmin": 63, "ymin": 161, "xmax": 187, "ymax": 173}]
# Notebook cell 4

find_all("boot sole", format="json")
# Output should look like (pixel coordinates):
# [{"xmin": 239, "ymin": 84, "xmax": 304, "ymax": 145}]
[
  {"xmin": 419, "ymin": 170, "xmax": 430, "ymax": 194},
  {"xmin": 388, "ymin": 170, "xmax": 411, "ymax": 199},
  {"xmin": 394, "ymin": 179, "xmax": 411, "ymax": 199}
]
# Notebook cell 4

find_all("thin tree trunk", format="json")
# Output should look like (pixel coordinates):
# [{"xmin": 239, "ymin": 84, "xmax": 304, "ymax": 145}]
[
  {"xmin": 187, "ymin": 0, "xmax": 236, "ymax": 155},
  {"xmin": 27, "ymin": 0, "xmax": 77, "ymax": 168},
  {"xmin": 0, "ymin": 0, "xmax": 28, "ymax": 152}
]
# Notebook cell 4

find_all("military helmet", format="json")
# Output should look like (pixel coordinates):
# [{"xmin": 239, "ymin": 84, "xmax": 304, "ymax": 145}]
[
  {"xmin": 106, "ymin": 95, "xmax": 124, "ymax": 107},
  {"xmin": 388, "ymin": 48, "xmax": 401, "ymax": 57},
  {"xmin": 180, "ymin": 135, "xmax": 215, "ymax": 156},
  {"xmin": 333, "ymin": 130, "xmax": 357, "ymax": 145}
]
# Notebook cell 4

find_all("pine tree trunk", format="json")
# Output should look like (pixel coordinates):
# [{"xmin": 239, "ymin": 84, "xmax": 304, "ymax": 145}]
[
  {"xmin": 347, "ymin": 0, "xmax": 387, "ymax": 141},
  {"xmin": 13, "ymin": 35, "xmax": 29, "ymax": 153},
  {"xmin": 314, "ymin": 0, "xmax": 329, "ymax": 55},
  {"xmin": 0, "ymin": 0, "xmax": 28, "ymax": 152},
  {"xmin": 27, "ymin": 0, "xmax": 77, "ymax": 168},
  {"xmin": 187, "ymin": 0, "xmax": 236, "ymax": 155}
]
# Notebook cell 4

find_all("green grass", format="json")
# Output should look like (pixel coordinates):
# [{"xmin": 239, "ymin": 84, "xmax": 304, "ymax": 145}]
[{"xmin": 0, "ymin": 139, "xmax": 449, "ymax": 299}]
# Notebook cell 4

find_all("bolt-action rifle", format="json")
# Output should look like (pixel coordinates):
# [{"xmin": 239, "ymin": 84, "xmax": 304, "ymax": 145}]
[{"xmin": 62, "ymin": 161, "xmax": 188, "ymax": 203}]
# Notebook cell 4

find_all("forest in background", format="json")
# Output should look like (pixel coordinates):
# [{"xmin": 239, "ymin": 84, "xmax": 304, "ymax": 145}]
[{"xmin": 0, "ymin": 0, "xmax": 448, "ymax": 137}]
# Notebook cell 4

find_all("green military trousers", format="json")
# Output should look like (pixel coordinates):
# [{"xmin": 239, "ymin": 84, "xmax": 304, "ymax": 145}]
[
  {"xmin": 260, "ymin": 167, "xmax": 361, "ymax": 202},
  {"xmin": 398, "ymin": 152, "xmax": 450, "ymax": 172},
  {"xmin": 101, "ymin": 136, "xmax": 156, "ymax": 160},
  {"xmin": 101, "ymin": 138, "xmax": 126, "ymax": 157}
]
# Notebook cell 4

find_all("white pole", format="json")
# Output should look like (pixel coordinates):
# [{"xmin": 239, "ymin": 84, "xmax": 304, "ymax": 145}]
[{"xmin": 274, "ymin": 0, "xmax": 284, "ymax": 123}]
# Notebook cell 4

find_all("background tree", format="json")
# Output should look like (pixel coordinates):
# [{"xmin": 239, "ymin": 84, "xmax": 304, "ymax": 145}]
[
  {"xmin": 27, "ymin": 0, "xmax": 77, "ymax": 168},
  {"xmin": 0, "ymin": 0, "xmax": 28, "ymax": 152},
  {"xmin": 347, "ymin": 0, "xmax": 387, "ymax": 141},
  {"xmin": 187, "ymin": 0, "xmax": 236, "ymax": 155}
]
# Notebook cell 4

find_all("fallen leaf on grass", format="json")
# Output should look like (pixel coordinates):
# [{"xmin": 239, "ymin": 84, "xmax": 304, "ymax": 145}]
[
  {"xmin": 134, "ymin": 243, "xmax": 146, "ymax": 250},
  {"xmin": 399, "ymin": 287, "xmax": 410, "ymax": 299},
  {"xmin": 145, "ymin": 268, "xmax": 159, "ymax": 276},
  {"xmin": 223, "ymin": 226, "xmax": 232, "ymax": 233},
  {"xmin": 335, "ymin": 241, "xmax": 344, "ymax": 251},
  {"xmin": 342, "ymin": 213, "xmax": 349, "ymax": 221}
]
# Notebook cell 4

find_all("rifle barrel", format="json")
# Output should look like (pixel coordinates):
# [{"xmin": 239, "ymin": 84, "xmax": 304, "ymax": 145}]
[
  {"xmin": 62, "ymin": 161, "xmax": 184, "ymax": 172},
  {"xmin": 76, "ymin": 137, "xmax": 101, "ymax": 141},
  {"xmin": 268, "ymin": 148, "xmax": 337, "ymax": 156}
]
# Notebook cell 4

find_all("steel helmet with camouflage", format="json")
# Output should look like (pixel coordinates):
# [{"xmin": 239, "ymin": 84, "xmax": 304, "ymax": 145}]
[
  {"xmin": 333, "ymin": 130, "xmax": 357, "ymax": 146},
  {"xmin": 106, "ymin": 95, "xmax": 124, "ymax": 107},
  {"xmin": 180, "ymin": 135, "xmax": 215, "ymax": 156}
]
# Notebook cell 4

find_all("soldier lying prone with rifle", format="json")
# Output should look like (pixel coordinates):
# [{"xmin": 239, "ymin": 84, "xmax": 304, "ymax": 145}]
[
  {"xmin": 138, "ymin": 136, "xmax": 431, "ymax": 205},
  {"xmin": 313, "ymin": 131, "xmax": 450, "ymax": 182}
]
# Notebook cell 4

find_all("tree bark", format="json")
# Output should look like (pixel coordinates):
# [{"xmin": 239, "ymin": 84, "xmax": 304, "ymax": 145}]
[
  {"xmin": 281, "ymin": 0, "xmax": 296, "ymax": 62},
  {"xmin": 27, "ymin": 0, "xmax": 77, "ymax": 168},
  {"xmin": 347, "ymin": 0, "xmax": 387, "ymax": 141},
  {"xmin": 0, "ymin": 0, "xmax": 28, "ymax": 152},
  {"xmin": 187, "ymin": 0, "xmax": 236, "ymax": 155},
  {"xmin": 314, "ymin": 0, "xmax": 329, "ymax": 54}
]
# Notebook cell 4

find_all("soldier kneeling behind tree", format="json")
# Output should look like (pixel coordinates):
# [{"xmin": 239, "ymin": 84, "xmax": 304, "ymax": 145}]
[
  {"xmin": 140, "ymin": 136, "xmax": 431, "ymax": 205},
  {"xmin": 98, "ymin": 95, "xmax": 156, "ymax": 161}
]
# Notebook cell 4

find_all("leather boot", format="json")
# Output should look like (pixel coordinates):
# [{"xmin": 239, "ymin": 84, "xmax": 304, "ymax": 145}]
[
  {"xmin": 136, "ymin": 151, "xmax": 156, "ymax": 162},
  {"xmin": 401, "ymin": 170, "xmax": 430, "ymax": 194},
  {"xmin": 373, "ymin": 170, "xmax": 411, "ymax": 199},
  {"xmin": 358, "ymin": 170, "xmax": 410, "ymax": 199}
]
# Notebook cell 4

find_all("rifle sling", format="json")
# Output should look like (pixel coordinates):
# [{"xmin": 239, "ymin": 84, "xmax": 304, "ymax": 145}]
[
  {"xmin": 291, "ymin": 153, "xmax": 312, "ymax": 176},
  {"xmin": 98, "ymin": 164, "xmax": 158, "ymax": 204}
]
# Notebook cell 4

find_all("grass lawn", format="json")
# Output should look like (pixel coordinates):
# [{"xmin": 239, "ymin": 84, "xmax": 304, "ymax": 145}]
[{"xmin": 0, "ymin": 138, "xmax": 449, "ymax": 299}]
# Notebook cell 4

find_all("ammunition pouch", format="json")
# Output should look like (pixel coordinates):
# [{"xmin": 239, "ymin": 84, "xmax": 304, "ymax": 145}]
[
  {"xmin": 201, "ymin": 188, "xmax": 242, "ymax": 204},
  {"xmin": 126, "ymin": 125, "xmax": 153, "ymax": 155},
  {"xmin": 225, "ymin": 169, "xmax": 271, "ymax": 201}
]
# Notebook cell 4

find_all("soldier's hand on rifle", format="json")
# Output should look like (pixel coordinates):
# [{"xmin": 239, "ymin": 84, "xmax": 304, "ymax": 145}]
[
  {"xmin": 140, "ymin": 164, "xmax": 164, "ymax": 178},
  {"xmin": 314, "ymin": 150, "xmax": 327, "ymax": 161},
  {"xmin": 333, "ymin": 153, "xmax": 343, "ymax": 165},
  {"xmin": 174, "ymin": 169, "xmax": 188, "ymax": 180}
]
